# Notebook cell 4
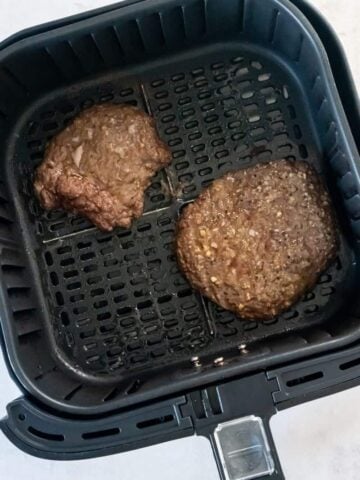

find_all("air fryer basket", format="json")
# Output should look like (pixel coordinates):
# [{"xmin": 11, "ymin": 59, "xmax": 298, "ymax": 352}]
[{"xmin": 0, "ymin": 0, "xmax": 360, "ymax": 415}]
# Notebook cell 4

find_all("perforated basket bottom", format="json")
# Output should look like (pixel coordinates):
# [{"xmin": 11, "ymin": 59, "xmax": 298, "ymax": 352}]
[{"xmin": 15, "ymin": 44, "xmax": 355, "ymax": 378}]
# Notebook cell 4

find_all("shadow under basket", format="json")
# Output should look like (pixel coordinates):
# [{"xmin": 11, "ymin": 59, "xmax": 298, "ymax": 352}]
[{"xmin": 0, "ymin": 0, "xmax": 360, "ymax": 415}]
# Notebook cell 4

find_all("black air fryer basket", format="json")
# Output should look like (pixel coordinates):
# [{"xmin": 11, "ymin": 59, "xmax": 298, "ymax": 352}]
[{"xmin": 1, "ymin": 0, "xmax": 360, "ymax": 477}]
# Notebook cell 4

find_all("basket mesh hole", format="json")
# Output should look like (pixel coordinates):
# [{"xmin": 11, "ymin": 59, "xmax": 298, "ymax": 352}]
[
  {"xmin": 61, "ymin": 311, "xmax": 70, "ymax": 326},
  {"xmin": 299, "ymin": 144, "xmax": 309, "ymax": 158}
]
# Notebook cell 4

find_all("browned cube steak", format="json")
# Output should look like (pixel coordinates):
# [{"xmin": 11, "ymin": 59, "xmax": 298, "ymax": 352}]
[
  {"xmin": 176, "ymin": 159, "xmax": 339, "ymax": 320},
  {"xmin": 34, "ymin": 104, "xmax": 171, "ymax": 231}
]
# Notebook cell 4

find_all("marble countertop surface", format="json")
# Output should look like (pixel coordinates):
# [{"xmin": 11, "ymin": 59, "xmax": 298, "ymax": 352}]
[{"xmin": 0, "ymin": 1, "xmax": 359, "ymax": 479}]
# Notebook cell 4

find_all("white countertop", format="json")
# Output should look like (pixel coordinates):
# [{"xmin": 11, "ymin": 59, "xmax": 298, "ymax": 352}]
[{"xmin": 0, "ymin": 1, "xmax": 359, "ymax": 479}]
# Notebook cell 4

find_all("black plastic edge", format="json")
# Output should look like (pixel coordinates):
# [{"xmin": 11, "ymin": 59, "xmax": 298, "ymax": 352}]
[
  {"xmin": 267, "ymin": 343, "xmax": 360, "ymax": 406},
  {"xmin": 292, "ymin": 0, "xmax": 360, "ymax": 152},
  {"xmin": 0, "ymin": 395, "xmax": 193, "ymax": 460},
  {"xmin": 0, "ymin": 0, "xmax": 146, "ymax": 53}
]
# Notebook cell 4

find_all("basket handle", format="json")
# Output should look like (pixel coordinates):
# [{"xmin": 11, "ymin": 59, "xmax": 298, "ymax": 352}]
[{"xmin": 0, "ymin": 373, "xmax": 284, "ymax": 479}]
